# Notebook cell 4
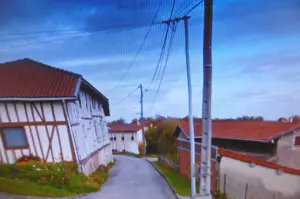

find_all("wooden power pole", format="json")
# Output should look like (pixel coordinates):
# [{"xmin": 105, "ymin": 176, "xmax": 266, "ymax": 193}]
[{"xmin": 139, "ymin": 84, "xmax": 146, "ymax": 156}]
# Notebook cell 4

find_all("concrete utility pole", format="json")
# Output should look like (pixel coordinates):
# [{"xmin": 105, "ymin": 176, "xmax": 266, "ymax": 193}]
[
  {"xmin": 200, "ymin": 0, "xmax": 213, "ymax": 198},
  {"xmin": 139, "ymin": 84, "xmax": 146, "ymax": 156},
  {"xmin": 162, "ymin": 15, "xmax": 198, "ymax": 198},
  {"xmin": 183, "ymin": 15, "xmax": 197, "ymax": 199}
]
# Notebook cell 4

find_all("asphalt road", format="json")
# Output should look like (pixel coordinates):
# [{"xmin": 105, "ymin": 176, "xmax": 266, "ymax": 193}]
[
  {"xmin": 84, "ymin": 155, "xmax": 176, "ymax": 199},
  {"xmin": 0, "ymin": 155, "xmax": 176, "ymax": 199}
]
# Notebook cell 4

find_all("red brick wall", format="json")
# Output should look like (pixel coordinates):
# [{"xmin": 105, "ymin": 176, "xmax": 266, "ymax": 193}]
[{"xmin": 178, "ymin": 149, "xmax": 217, "ymax": 193}]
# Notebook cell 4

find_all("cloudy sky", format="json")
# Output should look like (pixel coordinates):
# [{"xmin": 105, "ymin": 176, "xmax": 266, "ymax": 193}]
[{"xmin": 0, "ymin": 0, "xmax": 299, "ymax": 122}]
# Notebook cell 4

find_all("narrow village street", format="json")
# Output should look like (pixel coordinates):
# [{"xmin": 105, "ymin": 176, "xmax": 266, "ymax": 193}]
[
  {"xmin": 84, "ymin": 155, "xmax": 176, "ymax": 199},
  {"xmin": 0, "ymin": 155, "xmax": 176, "ymax": 199}
]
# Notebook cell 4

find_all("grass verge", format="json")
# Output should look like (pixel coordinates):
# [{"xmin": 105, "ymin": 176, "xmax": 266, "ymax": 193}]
[
  {"xmin": 153, "ymin": 161, "xmax": 196, "ymax": 196},
  {"xmin": 147, "ymin": 154, "xmax": 158, "ymax": 158},
  {"xmin": 0, "ymin": 178, "xmax": 77, "ymax": 197}
]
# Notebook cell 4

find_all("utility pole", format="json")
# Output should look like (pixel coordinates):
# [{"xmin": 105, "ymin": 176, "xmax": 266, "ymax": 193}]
[
  {"xmin": 162, "ymin": 15, "xmax": 197, "ymax": 198},
  {"xmin": 200, "ymin": 0, "xmax": 213, "ymax": 198},
  {"xmin": 183, "ymin": 15, "xmax": 196, "ymax": 199},
  {"xmin": 139, "ymin": 84, "xmax": 146, "ymax": 156}
]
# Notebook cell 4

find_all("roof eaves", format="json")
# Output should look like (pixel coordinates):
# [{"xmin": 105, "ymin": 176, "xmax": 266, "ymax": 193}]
[
  {"xmin": 266, "ymin": 126, "xmax": 300, "ymax": 142},
  {"xmin": 192, "ymin": 135, "xmax": 270, "ymax": 143},
  {"xmin": 74, "ymin": 77, "xmax": 82, "ymax": 97},
  {"xmin": 0, "ymin": 97, "xmax": 76, "ymax": 101},
  {"xmin": 176, "ymin": 125, "xmax": 189, "ymax": 140}
]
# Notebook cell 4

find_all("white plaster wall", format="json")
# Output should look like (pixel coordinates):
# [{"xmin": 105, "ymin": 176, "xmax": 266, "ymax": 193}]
[
  {"xmin": 136, "ymin": 129, "xmax": 143, "ymax": 143},
  {"xmin": 0, "ymin": 102, "xmax": 72, "ymax": 163},
  {"xmin": 67, "ymin": 89, "xmax": 112, "ymax": 173},
  {"xmin": 277, "ymin": 130, "xmax": 300, "ymax": 169},
  {"xmin": 220, "ymin": 156, "xmax": 300, "ymax": 199},
  {"xmin": 109, "ymin": 131, "xmax": 140, "ymax": 154}
]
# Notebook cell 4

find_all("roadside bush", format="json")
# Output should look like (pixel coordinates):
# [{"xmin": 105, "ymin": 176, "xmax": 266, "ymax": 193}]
[
  {"xmin": 16, "ymin": 154, "xmax": 41, "ymax": 163},
  {"xmin": 214, "ymin": 190, "xmax": 230, "ymax": 199}
]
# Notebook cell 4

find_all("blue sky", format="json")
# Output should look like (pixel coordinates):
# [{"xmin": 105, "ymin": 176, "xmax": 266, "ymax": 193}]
[{"xmin": 0, "ymin": 0, "xmax": 299, "ymax": 122}]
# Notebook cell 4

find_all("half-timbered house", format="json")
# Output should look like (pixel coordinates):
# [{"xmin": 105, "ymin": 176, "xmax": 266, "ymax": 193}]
[{"xmin": 0, "ymin": 58, "xmax": 112, "ymax": 175}]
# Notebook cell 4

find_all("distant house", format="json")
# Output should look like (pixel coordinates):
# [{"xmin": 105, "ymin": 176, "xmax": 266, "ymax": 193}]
[
  {"xmin": 108, "ymin": 122, "xmax": 151, "ymax": 154},
  {"xmin": 175, "ymin": 120, "xmax": 300, "ymax": 168},
  {"xmin": 0, "ymin": 58, "xmax": 112, "ymax": 175}
]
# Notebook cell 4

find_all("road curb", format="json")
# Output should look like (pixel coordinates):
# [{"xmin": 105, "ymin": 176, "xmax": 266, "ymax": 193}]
[
  {"xmin": 145, "ymin": 159, "xmax": 180, "ymax": 199},
  {"xmin": 0, "ymin": 192, "xmax": 86, "ymax": 199}
]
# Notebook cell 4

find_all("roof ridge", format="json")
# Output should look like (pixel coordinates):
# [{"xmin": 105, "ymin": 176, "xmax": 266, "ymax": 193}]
[{"xmin": 1, "ymin": 58, "xmax": 82, "ymax": 78}]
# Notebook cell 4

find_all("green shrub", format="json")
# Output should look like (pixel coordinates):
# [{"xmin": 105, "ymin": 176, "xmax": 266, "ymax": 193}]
[
  {"xmin": 0, "ymin": 160, "xmax": 116, "ymax": 195},
  {"xmin": 16, "ymin": 155, "xmax": 41, "ymax": 163},
  {"xmin": 215, "ymin": 190, "xmax": 230, "ymax": 199}
]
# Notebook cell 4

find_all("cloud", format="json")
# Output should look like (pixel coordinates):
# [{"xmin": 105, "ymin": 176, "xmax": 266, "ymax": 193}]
[
  {"xmin": 234, "ymin": 90, "xmax": 267, "ymax": 99},
  {"xmin": 0, "ymin": 0, "xmax": 300, "ymax": 122},
  {"xmin": 55, "ymin": 56, "xmax": 136, "ymax": 68}
]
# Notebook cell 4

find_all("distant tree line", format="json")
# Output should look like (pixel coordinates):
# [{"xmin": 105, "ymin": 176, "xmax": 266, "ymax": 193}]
[{"xmin": 108, "ymin": 114, "xmax": 300, "ymax": 125}]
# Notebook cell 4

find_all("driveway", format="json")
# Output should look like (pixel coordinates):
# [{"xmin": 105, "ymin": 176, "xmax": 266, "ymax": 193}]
[{"xmin": 0, "ymin": 155, "xmax": 176, "ymax": 199}]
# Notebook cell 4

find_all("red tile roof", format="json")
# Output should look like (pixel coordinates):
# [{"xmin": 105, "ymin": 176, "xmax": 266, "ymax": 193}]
[
  {"xmin": 178, "ymin": 120, "xmax": 300, "ymax": 142},
  {"xmin": 0, "ymin": 58, "xmax": 80, "ymax": 98},
  {"xmin": 108, "ymin": 123, "xmax": 141, "ymax": 133},
  {"xmin": 219, "ymin": 148, "xmax": 300, "ymax": 176},
  {"xmin": 0, "ymin": 58, "xmax": 110, "ymax": 115}
]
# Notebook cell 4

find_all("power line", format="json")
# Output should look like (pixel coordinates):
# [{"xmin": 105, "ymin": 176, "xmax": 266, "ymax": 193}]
[
  {"xmin": 113, "ymin": 86, "xmax": 139, "ymax": 106},
  {"xmin": 175, "ymin": 0, "xmax": 203, "ymax": 18},
  {"xmin": 182, "ymin": 0, "xmax": 204, "ymax": 16},
  {"xmin": 174, "ymin": 0, "xmax": 194, "ymax": 17},
  {"xmin": 149, "ymin": 22, "xmax": 178, "ymax": 110},
  {"xmin": 146, "ymin": 0, "xmax": 177, "ymax": 90},
  {"xmin": 146, "ymin": 25, "xmax": 170, "ymax": 90},
  {"xmin": 107, "ymin": 0, "xmax": 165, "ymax": 94}
]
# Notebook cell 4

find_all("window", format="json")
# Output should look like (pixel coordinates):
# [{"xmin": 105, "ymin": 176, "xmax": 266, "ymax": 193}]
[
  {"xmin": 1, "ymin": 128, "xmax": 28, "ymax": 149},
  {"xmin": 293, "ymin": 136, "xmax": 300, "ymax": 146}
]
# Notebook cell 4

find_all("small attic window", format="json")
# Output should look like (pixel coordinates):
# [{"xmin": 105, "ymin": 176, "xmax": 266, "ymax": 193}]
[{"xmin": 294, "ymin": 136, "xmax": 300, "ymax": 146}]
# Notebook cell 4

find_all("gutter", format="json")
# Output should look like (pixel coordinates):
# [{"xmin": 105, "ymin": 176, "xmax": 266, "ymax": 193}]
[{"xmin": 0, "ymin": 97, "xmax": 76, "ymax": 101}]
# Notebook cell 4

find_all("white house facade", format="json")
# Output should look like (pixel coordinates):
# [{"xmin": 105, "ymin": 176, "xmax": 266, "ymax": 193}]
[
  {"xmin": 0, "ymin": 58, "xmax": 112, "ymax": 175},
  {"xmin": 108, "ymin": 123, "xmax": 147, "ymax": 154}
]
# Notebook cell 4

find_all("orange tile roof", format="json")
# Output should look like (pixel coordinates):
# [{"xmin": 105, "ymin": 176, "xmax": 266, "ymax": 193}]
[
  {"xmin": 0, "ymin": 58, "xmax": 80, "ymax": 98},
  {"xmin": 0, "ymin": 58, "xmax": 110, "ymax": 115},
  {"xmin": 178, "ymin": 120, "xmax": 300, "ymax": 142},
  {"xmin": 108, "ymin": 123, "xmax": 141, "ymax": 133}
]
